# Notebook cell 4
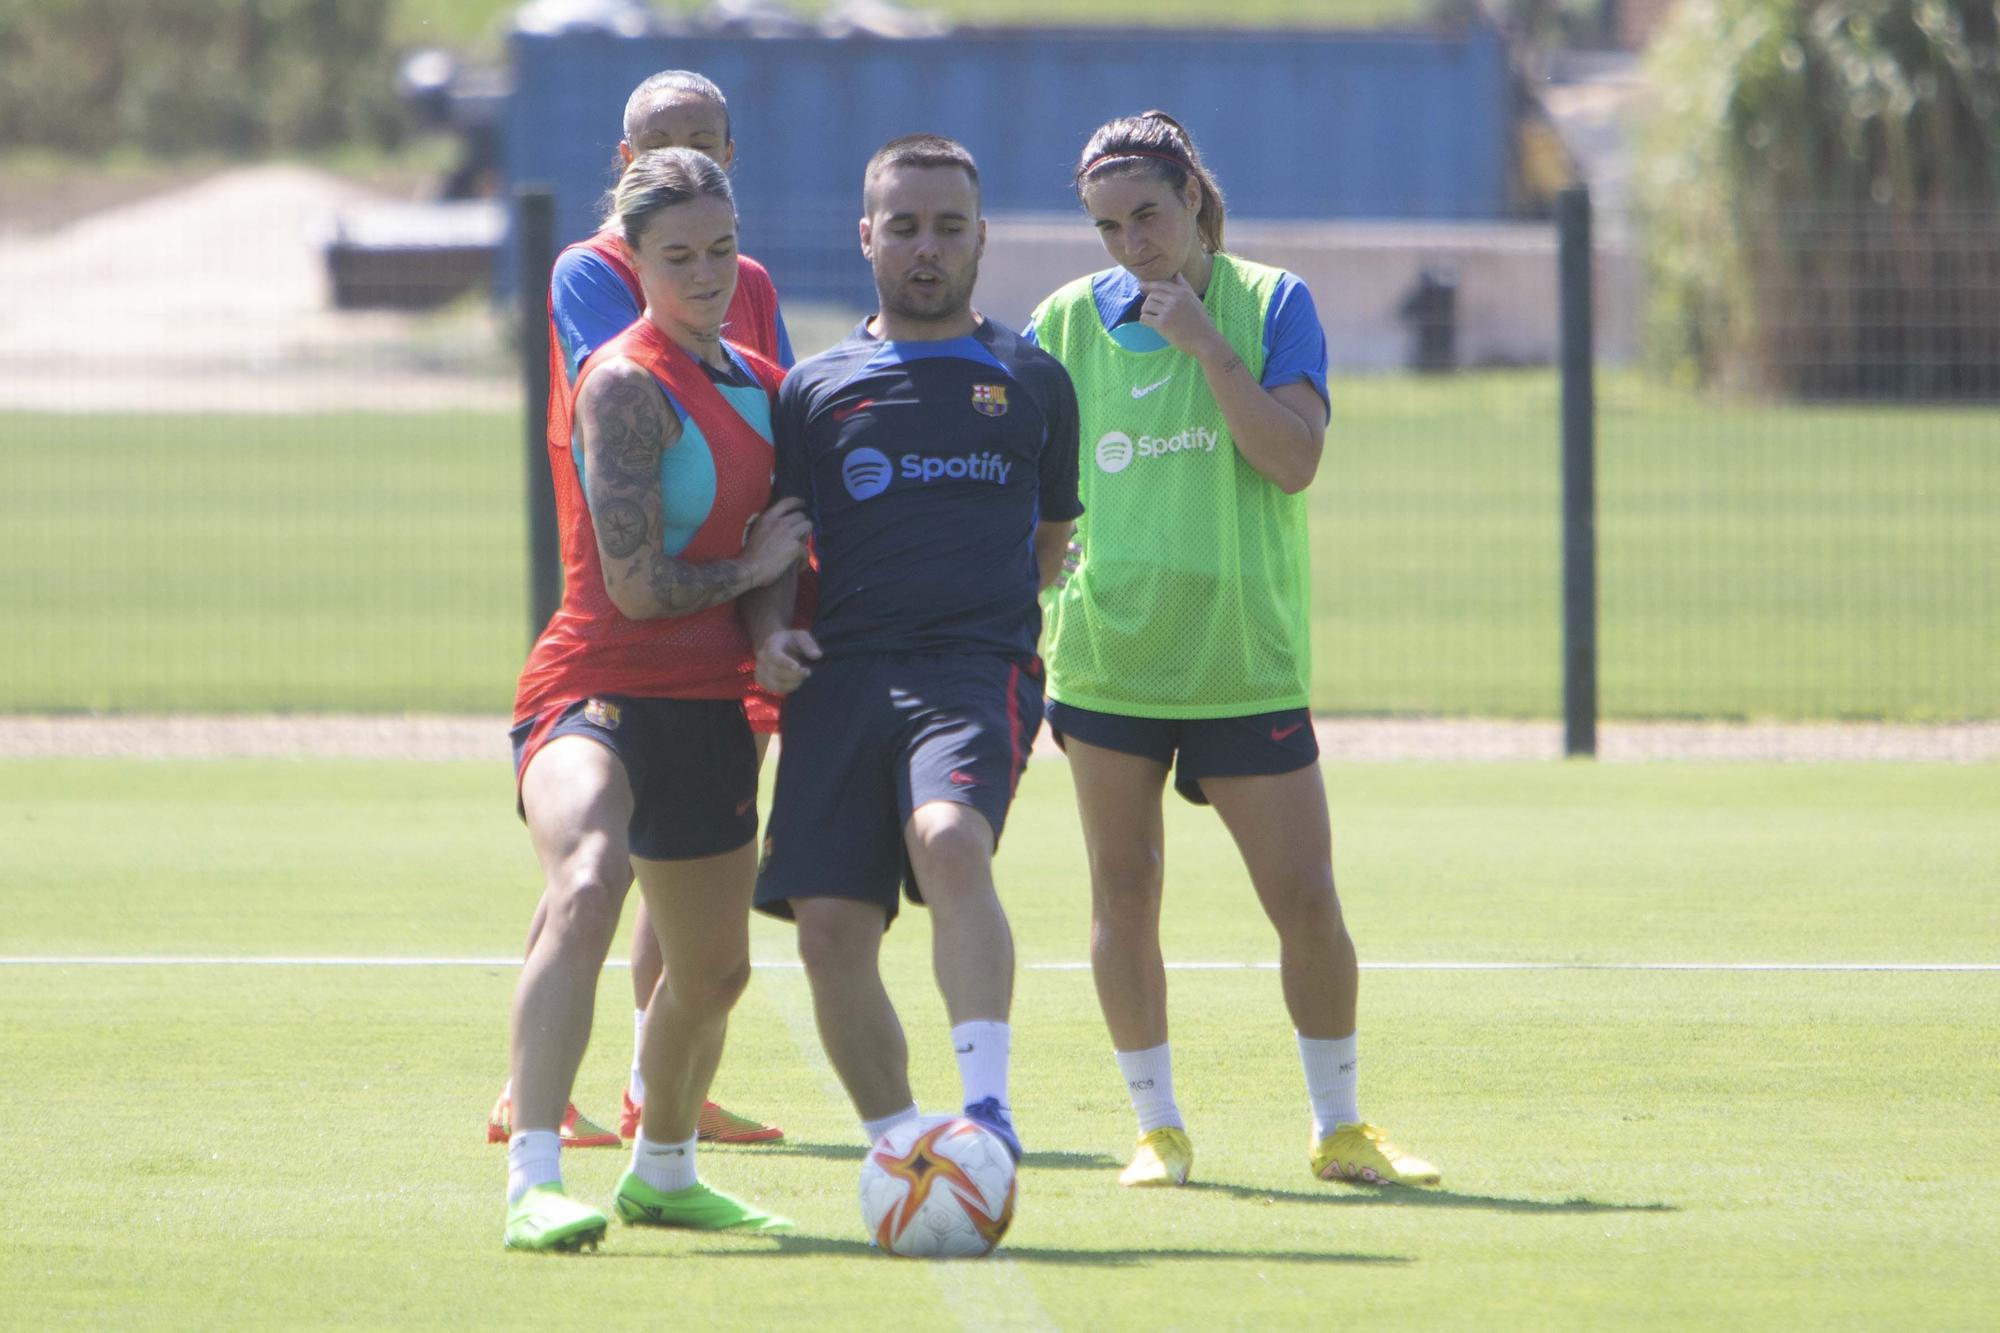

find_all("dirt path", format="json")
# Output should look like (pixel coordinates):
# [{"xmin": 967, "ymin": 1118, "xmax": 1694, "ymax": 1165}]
[
  {"xmin": 3, "ymin": 714, "xmax": 1994, "ymax": 763},
  {"xmin": 0, "ymin": 164, "xmax": 511, "ymax": 413}
]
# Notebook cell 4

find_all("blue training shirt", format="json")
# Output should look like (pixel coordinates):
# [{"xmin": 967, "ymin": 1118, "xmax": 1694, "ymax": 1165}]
[
  {"xmin": 773, "ymin": 318, "xmax": 1083, "ymax": 660},
  {"xmin": 1025, "ymin": 264, "xmax": 1328, "ymax": 409},
  {"xmin": 550, "ymin": 246, "xmax": 795, "ymax": 382}
]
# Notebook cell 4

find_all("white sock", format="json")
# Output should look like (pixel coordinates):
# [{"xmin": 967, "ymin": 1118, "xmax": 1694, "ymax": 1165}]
[
  {"xmin": 951, "ymin": 1020, "xmax": 1011, "ymax": 1112},
  {"xmin": 507, "ymin": 1129, "xmax": 561, "ymax": 1204},
  {"xmin": 861, "ymin": 1104, "xmax": 920, "ymax": 1147},
  {"xmin": 631, "ymin": 1132, "xmax": 698, "ymax": 1194},
  {"xmin": 628, "ymin": 1009, "xmax": 648, "ymax": 1105},
  {"xmin": 1114, "ymin": 1043, "xmax": 1184, "ymax": 1134},
  {"xmin": 1297, "ymin": 1032, "xmax": 1360, "ymax": 1137}
]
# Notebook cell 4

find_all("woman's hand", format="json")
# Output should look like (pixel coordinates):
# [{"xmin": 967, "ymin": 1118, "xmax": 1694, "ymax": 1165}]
[
  {"xmin": 1137, "ymin": 274, "xmax": 1226, "ymax": 361},
  {"xmin": 741, "ymin": 497, "xmax": 813, "ymax": 587}
]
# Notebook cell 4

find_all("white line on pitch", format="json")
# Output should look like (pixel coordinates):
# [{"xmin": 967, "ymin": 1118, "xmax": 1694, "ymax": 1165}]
[{"xmin": 0, "ymin": 956, "xmax": 1995, "ymax": 972}]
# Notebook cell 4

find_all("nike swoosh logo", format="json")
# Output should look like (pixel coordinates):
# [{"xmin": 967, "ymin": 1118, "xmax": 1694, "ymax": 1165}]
[
  {"xmin": 832, "ymin": 398, "xmax": 877, "ymax": 423},
  {"xmin": 1270, "ymin": 723, "xmax": 1304, "ymax": 742},
  {"xmin": 1130, "ymin": 376, "xmax": 1173, "ymax": 399},
  {"xmin": 955, "ymin": 1044, "xmax": 974, "ymax": 1054}
]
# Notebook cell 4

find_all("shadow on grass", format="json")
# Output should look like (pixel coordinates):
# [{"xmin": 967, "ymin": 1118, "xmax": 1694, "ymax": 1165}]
[
  {"xmin": 721, "ymin": 1139, "xmax": 867, "ymax": 1163},
  {"xmin": 1185, "ymin": 1180, "xmax": 1674, "ymax": 1215},
  {"xmin": 716, "ymin": 1144, "xmax": 1664, "ymax": 1214},
  {"xmin": 746, "ymin": 1140, "xmax": 1121, "ymax": 1171},
  {"xmin": 699, "ymin": 1233, "xmax": 1413, "ymax": 1266}
]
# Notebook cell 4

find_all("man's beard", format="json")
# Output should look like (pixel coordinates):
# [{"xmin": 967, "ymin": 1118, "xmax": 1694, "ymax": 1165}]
[{"xmin": 876, "ymin": 260, "xmax": 978, "ymax": 325}]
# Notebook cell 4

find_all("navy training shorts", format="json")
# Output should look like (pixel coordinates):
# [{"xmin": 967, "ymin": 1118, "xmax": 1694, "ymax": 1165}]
[
  {"xmin": 754, "ymin": 652, "xmax": 1042, "ymax": 926},
  {"xmin": 1044, "ymin": 699, "xmax": 1318, "ymax": 806},
  {"xmin": 510, "ymin": 694, "xmax": 759, "ymax": 861}
]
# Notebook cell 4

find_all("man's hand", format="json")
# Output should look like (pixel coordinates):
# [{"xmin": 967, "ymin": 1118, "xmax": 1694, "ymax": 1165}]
[
  {"xmin": 756, "ymin": 627, "xmax": 823, "ymax": 694},
  {"xmin": 1033, "ymin": 519, "xmax": 1075, "ymax": 591}
]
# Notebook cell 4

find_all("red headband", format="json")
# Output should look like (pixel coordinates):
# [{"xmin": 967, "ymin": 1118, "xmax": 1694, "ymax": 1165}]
[{"xmin": 1080, "ymin": 148, "xmax": 1189, "ymax": 177}]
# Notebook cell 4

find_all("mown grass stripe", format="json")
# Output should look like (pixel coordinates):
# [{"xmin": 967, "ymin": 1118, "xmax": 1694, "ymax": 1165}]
[{"xmin": 1, "ymin": 956, "xmax": 1993, "ymax": 972}]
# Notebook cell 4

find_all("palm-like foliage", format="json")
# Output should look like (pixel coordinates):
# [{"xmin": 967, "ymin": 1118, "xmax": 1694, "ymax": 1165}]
[{"xmin": 1637, "ymin": 0, "xmax": 2000, "ymax": 397}]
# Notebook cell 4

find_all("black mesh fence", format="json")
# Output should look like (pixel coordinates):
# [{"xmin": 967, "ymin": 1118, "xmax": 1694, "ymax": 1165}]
[{"xmin": 2, "ymin": 178, "xmax": 1992, "ymax": 722}]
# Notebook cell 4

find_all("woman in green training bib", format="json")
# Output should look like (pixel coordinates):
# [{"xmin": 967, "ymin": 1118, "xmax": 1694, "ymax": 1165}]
[{"xmin": 1027, "ymin": 111, "xmax": 1439, "ymax": 1191}]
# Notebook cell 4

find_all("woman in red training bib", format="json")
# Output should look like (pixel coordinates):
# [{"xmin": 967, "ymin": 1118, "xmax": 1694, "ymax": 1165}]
[
  {"xmin": 493, "ymin": 69, "xmax": 793, "ymax": 1153},
  {"xmin": 500, "ymin": 148, "xmax": 810, "ymax": 1252}
]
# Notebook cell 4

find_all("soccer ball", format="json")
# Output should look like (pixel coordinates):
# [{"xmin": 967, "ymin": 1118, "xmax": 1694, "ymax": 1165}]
[{"xmin": 859, "ymin": 1115, "xmax": 1018, "ymax": 1258}]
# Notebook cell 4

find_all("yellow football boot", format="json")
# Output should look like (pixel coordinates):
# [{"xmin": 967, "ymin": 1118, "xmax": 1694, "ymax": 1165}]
[
  {"xmin": 1119, "ymin": 1126, "xmax": 1194, "ymax": 1187},
  {"xmin": 1310, "ymin": 1122, "xmax": 1440, "ymax": 1187}
]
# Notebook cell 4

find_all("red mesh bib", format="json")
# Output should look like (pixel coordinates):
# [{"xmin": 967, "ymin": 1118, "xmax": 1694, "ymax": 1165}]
[{"xmin": 514, "ymin": 319, "xmax": 784, "ymax": 725}]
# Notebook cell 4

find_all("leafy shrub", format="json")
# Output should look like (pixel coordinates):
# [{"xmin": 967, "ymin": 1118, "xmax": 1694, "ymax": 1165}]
[
  {"xmin": 1636, "ymin": 0, "xmax": 2000, "ymax": 398},
  {"xmin": 0, "ymin": 0, "xmax": 405, "ymax": 157}
]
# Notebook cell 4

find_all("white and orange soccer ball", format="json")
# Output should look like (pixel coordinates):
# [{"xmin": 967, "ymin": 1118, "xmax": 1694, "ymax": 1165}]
[{"xmin": 859, "ymin": 1115, "xmax": 1018, "ymax": 1258}]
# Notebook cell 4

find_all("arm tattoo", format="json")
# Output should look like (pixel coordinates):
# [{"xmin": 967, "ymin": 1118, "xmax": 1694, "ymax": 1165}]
[
  {"xmin": 596, "ymin": 498, "xmax": 647, "ymax": 558},
  {"xmin": 630, "ymin": 548, "xmax": 758, "ymax": 616},
  {"xmin": 581, "ymin": 365, "xmax": 761, "ymax": 618},
  {"xmin": 1216, "ymin": 353, "xmax": 1244, "ymax": 377}
]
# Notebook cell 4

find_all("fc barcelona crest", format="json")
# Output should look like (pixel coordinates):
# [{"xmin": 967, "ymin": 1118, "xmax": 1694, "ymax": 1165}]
[
  {"xmin": 583, "ymin": 698, "xmax": 621, "ymax": 729},
  {"xmin": 971, "ymin": 383, "xmax": 1009, "ymax": 417}
]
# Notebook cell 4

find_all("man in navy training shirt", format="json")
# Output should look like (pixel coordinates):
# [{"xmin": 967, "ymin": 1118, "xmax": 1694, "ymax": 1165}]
[{"xmin": 741, "ymin": 134, "xmax": 1082, "ymax": 1161}]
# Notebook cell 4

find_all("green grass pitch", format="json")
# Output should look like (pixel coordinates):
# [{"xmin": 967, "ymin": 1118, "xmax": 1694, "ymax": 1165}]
[
  {"xmin": 4, "ymin": 371, "xmax": 1994, "ymax": 719},
  {"xmin": 2, "ymin": 755, "xmax": 1996, "ymax": 1326}
]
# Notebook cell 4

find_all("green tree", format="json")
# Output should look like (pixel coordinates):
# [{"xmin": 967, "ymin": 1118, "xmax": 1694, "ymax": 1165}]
[
  {"xmin": 1636, "ymin": 0, "xmax": 2000, "ymax": 397},
  {"xmin": 0, "ymin": 0, "xmax": 404, "ymax": 157}
]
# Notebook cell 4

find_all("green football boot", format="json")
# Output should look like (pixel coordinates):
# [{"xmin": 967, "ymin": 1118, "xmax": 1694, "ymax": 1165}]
[
  {"xmin": 613, "ymin": 1172, "xmax": 793, "ymax": 1232},
  {"xmin": 504, "ymin": 1185, "xmax": 609, "ymax": 1252}
]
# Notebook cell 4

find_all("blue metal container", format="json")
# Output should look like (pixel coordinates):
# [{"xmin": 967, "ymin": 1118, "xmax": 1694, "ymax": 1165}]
[{"xmin": 504, "ymin": 21, "xmax": 1514, "ymax": 303}]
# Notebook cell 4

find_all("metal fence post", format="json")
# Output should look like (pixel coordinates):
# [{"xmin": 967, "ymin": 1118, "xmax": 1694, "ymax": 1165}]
[
  {"xmin": 517, "ymin": 186, "xmax": 561, "ymax": 646},
  {"xmin": 1557, "ymin": 186, "xmax": 1599, "ymax": 757}
]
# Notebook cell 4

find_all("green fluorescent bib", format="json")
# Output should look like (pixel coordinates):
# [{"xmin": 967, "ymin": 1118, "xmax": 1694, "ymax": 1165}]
[{"xmin": 1033, "ymin": 255, "xmax": 1311, "ymax": 718}]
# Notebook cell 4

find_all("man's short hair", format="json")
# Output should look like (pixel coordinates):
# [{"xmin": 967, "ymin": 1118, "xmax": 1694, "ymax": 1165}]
[{"xmin": 862, "ymin": 134, "xmax": 980, "ymax": 212}]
